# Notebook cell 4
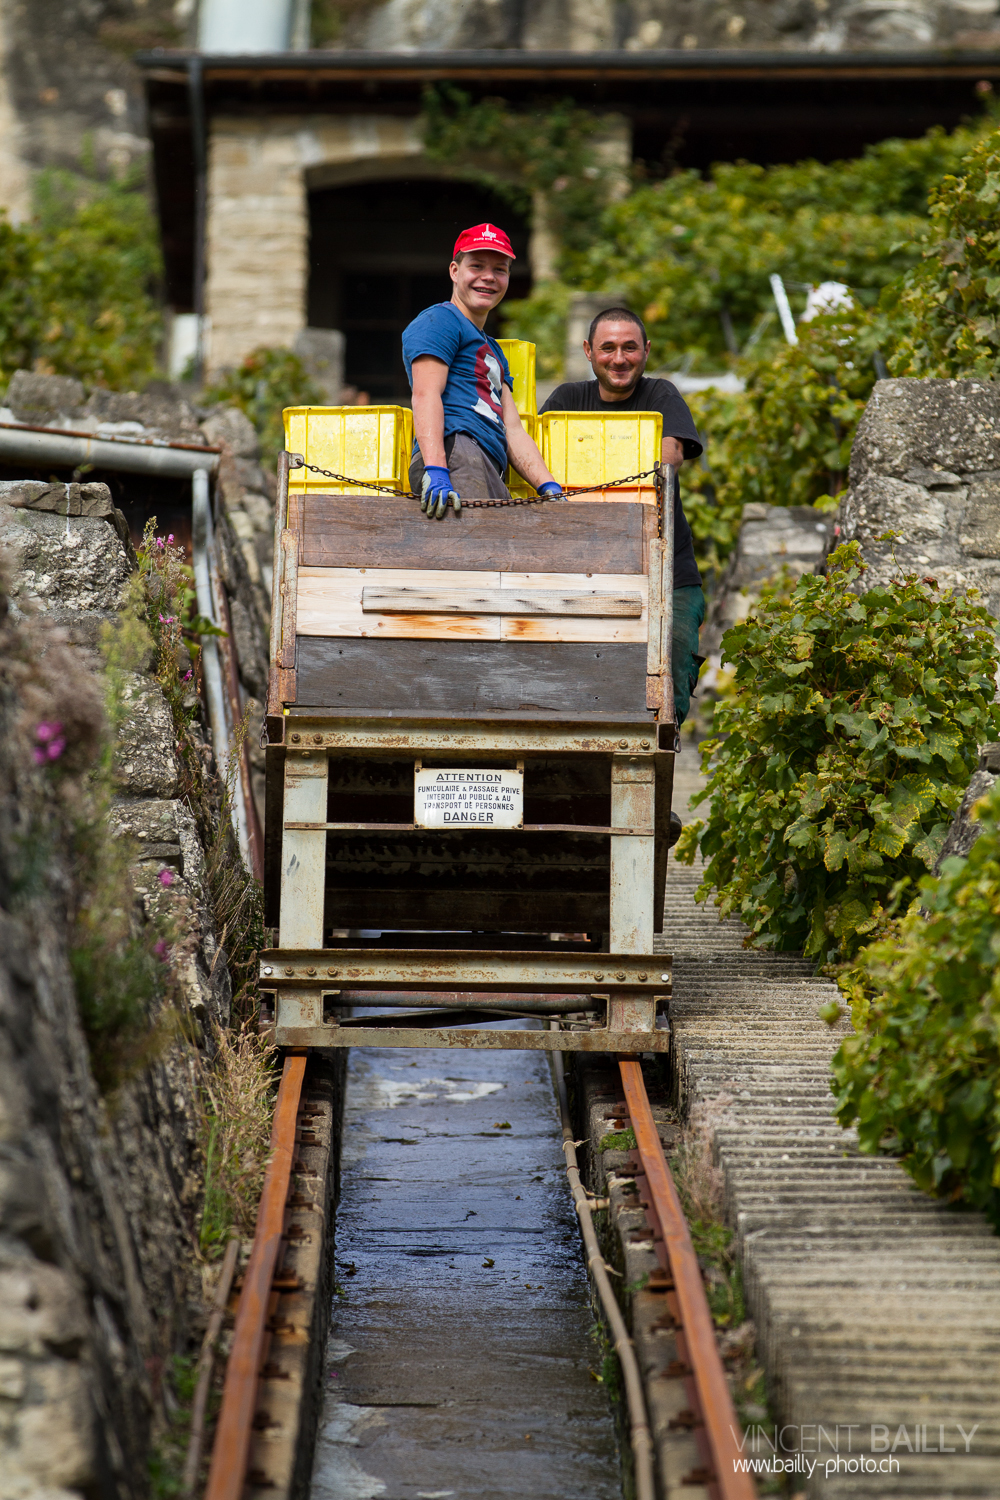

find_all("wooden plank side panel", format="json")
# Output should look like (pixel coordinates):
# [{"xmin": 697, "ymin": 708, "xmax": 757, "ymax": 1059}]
[
  {"xmin": 298, "ymin": 568, "xmax": 648, "ymax": 644},
  {"xmin": 301, "ymin": 496, "xmax": 647, "ymax": 573},
  {"xmin": 361, "ymin": 587, "xmax": 643, "ymax": 617},
  {"xmin": 295, "ymin": 638, "xmax": 650, "ymax": 715},
  {"xmin": 297, "ymin": 567, "xmax": 500, "ymax": 640}
]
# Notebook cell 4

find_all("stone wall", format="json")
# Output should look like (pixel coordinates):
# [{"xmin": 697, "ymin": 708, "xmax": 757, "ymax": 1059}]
[
  {"xmin": 336, "ymin": 0, "xmax": 1000, "ymax": 54},
  {"xmin": 840, "ymin": 377, "xmax": 1000, "ymax": 618},
  {"xmin": 0, "ymin": 484, "xmax": 231, "ymax": 1500},
  {"xmin": 0, "ymin": 0, "xmax": 187, "ymax": 221},
  {"xmin": 0, "ymin": 368, "xmax": 281, "ymax": 1498},
  {"xmin": 0, "ymin": 371, "xmax": 275, "ymax": 833}
]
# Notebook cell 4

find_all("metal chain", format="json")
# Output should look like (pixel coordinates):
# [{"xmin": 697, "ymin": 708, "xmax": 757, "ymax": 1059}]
[{"xmin": 286, "ymin": 455, "xmax": 660, "ymax": 508}]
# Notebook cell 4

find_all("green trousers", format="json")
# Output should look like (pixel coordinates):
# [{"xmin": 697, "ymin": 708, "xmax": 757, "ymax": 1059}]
[{"xmin": 671, "ymin": 586, "xmax": 706, "ymax": 725}]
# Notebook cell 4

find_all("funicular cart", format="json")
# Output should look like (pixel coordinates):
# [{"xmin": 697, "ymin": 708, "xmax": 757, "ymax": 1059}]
[{"xmin": 260, "ymin": 344, "xmax": 678, "ymax": 1053}]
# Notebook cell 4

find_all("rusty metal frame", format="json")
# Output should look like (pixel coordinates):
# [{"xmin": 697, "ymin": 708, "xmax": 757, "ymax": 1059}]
[
  {"xmin": 282, "ymin": 719, "xmax": 659, "ymax": 754},
  {"xmin": 261, "ymin": 947, "xmax": 666, "ymax": 992},
  {"xmin": 271, "ymin": 1020, "xmax": 668, "ymax": 1051},
  {"xmin": 263, "ymin": 948, "xmax": 670, "ymax": 1051}
]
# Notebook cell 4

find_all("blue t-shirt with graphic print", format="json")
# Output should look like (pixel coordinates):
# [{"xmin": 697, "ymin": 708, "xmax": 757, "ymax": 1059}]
[{"xmin": 402, "ymin": 302, "xmax": 513, "ymax": 477}]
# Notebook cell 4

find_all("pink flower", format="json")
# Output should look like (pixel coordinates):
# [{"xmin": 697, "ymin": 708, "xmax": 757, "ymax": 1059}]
[
  {"xmin": 155, "ymin": 536, "xmax": 165, "ymax": 550},
  {"xmin": 158, "ymin": 868, "xmax": 175, "ymax": 888},
  {"xmin": 158, "ymin": 614, "xmax": 176, "ymax": 625},
  {"xmin": 34, "ymin": 722, "xmax": 65, "ymax": 764},
  {"xmin": 183, "ymin": 669, "xmax": 193, "ymax": 682},
  {"xmin": 153, "ymin": 939, "xmax": 170, "ymax": 960},
  {"xmin": 167, "ymin": 534, "xmax": 175, "ymax": 544}
]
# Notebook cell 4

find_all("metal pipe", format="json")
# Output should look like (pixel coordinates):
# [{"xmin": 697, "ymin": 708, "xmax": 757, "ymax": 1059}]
[
  {"xmin": 552, "ymin": 1047, "xmax": 656, "ymax": 1500},
  {"xmin": 770, "ymin": 273, "xmax": 799, "ymax": 346},
  {"xmin": 205, "ymin": 1053, "xmax": 306, "ymax": 1500},
  {"xmin": 331, "ymin": 991, "xmax": 605, "ymax": 1014},
  {"xmin": 193, "ymin": 468, "xmax": 249, "ymax": 861},
  {"xmin": 182, "ymin": 1236, "xmax": 239, "ymax": 1497},
  {"xmin": 0, "ymin": 421, "xmax": 220, "ymax": 478}
]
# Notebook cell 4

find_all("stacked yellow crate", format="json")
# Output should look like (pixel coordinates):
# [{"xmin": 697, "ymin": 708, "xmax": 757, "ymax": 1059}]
[
  {"xmin": 496, "ymin": 339, "xmax": 537, "ymax": 499},
  {"xmin": 283, "ymin": 406, "xmax": 414, "ymax": 496},
  {"xmin": 539, "ymin": 409, "xmax": 662, "ymax": 503}
]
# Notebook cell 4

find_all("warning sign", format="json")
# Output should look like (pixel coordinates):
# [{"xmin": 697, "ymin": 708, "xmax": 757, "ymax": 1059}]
[{"xmin": 414, "ymin": 768, "xmax": 523, "ymax": 829}]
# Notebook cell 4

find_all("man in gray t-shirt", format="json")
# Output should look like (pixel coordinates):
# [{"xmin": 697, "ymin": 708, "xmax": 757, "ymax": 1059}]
[{"xmin": 541, "ymin": 307, "xmax": 705, "ymax": 729}]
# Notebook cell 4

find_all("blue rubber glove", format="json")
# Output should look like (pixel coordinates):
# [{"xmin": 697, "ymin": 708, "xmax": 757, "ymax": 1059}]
[
  {"xmin": 420, "ymin": 465, "xmax": 461, "ymax": 520},
  {"xmin": 537, "ymin": 481, "xmax": 564, "ymax": 500}
]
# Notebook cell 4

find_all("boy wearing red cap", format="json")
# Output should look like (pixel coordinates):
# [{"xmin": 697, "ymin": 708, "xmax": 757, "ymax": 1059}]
[{"xmin": 402, "ymin": 223, "xmax": 562, "ymax": 517}]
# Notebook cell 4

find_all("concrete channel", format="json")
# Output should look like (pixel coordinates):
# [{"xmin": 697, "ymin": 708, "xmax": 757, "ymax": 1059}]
[{"xmin": 309, "ymin": 1036, "xmax": 622, "ymax": 1500}]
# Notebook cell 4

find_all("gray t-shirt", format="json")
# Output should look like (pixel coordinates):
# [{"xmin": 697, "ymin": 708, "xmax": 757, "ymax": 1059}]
[{"xmin": 539, "ymin": 376, "xmax": 703, "ymax": 589}]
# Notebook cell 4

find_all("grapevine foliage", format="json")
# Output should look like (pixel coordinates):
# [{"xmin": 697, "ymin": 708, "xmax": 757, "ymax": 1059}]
[
  {"xmin": 676, "ymin": 543, "xmax": 1000, "ymax": 962},
  {"xmin": 832, "ymin": 781, "xmax": 1000, "ymax": 1225}
]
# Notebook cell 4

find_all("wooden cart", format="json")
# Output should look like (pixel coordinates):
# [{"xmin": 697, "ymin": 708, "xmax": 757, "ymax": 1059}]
[{"xmin": 260, "ymin": 449, "xmax": 678, "ymax": 1053}]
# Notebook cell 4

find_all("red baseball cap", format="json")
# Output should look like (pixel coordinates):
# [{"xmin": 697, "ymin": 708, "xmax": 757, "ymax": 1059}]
[{"xmin": 453, "ymin": 223, "xmax": 516, "ymax": 261}]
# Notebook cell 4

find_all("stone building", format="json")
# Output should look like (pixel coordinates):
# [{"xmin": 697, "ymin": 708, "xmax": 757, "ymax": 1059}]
[
  {"xmin": 2, "ymin": 1, "xmax": 1000, "ymax": 393},
  {"xmin": 139, "ymin": 45, "xmax": 1000, "ymax": 394}
]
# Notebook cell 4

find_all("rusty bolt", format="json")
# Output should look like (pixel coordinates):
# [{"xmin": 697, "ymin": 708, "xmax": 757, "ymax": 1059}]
[
  {"xmin": 291, "ymin": 733, "xmax": 301, "ymax": 743},
  {"xmin": 593, "ymin": 971, "xmax": 604, "ymax": 980},
  {"xmin": 618, "ymin": 739, "xmax": 628, "ymax": 748},
  {"xmin": 307, "ymin": 967, "xmax": 317, "ymax": 976},
  {"xmin": 285, "ymin": 968, "xmax": 294, "ymax": 976},
  {"xmin": 313, "ymin": 734, "xmax": 323, "ymax": 744},
  {"xmin": 327, "ymin": 968, "xmax": 339, "ymax": 977},
  {"xmin": 616, "ymin": 971, "xmax": 626, "ymax": 981},
  {"xmin": 641, "ymin": 739, "xmax": 650, "ymax": 748},
  {"xmin": 638, "ymin": 972, "xmax": 648, "ymax": 981}
]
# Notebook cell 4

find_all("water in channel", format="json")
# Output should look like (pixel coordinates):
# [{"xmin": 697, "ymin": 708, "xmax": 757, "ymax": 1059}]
[{"xmin": 309, "ymin": 1037, "xmax": 622, "ymax": 1500}]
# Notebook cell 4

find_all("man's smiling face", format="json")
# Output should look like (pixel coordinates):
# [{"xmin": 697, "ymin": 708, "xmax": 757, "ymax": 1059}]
[
  {"xmin": 450, "ymin": 250, "xmax": 511, "ymax": 315},
  {"xmin": 584, "ymin": 318, "xmax": 651, "ymax": 396}
]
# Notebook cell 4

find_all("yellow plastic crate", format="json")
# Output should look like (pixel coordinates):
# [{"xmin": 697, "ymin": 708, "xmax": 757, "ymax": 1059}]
[
  {"xmin": 508, "ymin": 413, "xmax": 538, "ymax": 499},
  {"xmin": 540, "ymin": 410, "xmax": 663, "ymax": 502},
  {"xmin": 284, "ymin": 406, "xmax": 414, "ymax": 496},
  {"xmin": 497, "ymin": 339, "xmax": 536, "ymax": 418}
]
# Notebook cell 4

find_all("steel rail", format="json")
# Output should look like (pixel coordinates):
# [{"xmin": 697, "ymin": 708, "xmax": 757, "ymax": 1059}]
[
  {"xmin": 619, "ymin": 1059, "xmax": 757, "ymax": 1500},
  {"xmin": 204, "ymin": 1052, "xmax": 306, "ymax": 1500}
]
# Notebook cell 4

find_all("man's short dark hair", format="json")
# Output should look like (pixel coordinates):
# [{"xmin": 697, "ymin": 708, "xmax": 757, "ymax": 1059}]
[{"xmin": 588, "ymin": 307, "xmax": 647, "ymax": 347}]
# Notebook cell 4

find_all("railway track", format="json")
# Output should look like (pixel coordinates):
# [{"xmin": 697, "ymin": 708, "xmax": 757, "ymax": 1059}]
[{"xmin": 202, "ymin": 1029, "xmax": 756, "ymax": 1500}]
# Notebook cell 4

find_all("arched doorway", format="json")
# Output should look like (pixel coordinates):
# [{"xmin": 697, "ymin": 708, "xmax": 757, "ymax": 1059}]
[{"xmin": 307, "ymin": 178, "xmax": 531, "ymax": 404}]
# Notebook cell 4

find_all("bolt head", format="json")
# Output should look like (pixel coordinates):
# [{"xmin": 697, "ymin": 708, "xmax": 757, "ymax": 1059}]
[
  {"xmin": 616, "ymin": 971, "xmax": 626, "ymax": 981},
  {"xmin": 660, "ymin": 972, "xmax": 669, "ymax": 982},
  {"xmin": 638, "ymin": 972, "xmax": 648, "ymax": 981},
  {"xmin": 618, "ymin": 739, "xmax": 628, "ymax": 748},
  {"xmin": 592, "ymin": 971, "xmax": 604, "ymax": 981},
  {"xmin": 291, "ymin": 732, "xmax": 301, "ymax": 743},
  {"xmin": 641, "ymin": 739, "xmax": 650, "ymax": 749},
  {"xmin": 307, "ymin": 966, "xmax": 317, "ymax": 976},
  {"xmin": 313, "ymin": 734, "xmax": 323, "ymax": 744},
  {"xmin": 327, "ymin": 968, "xmax": 339, "ymax": 977},
  {"xmin": 263, "ymin": 966, "xmax": 273, "ymax": 976},
  {"xmin": 284, "ymin": 967, "xmax": 294, "ymax": 976}
]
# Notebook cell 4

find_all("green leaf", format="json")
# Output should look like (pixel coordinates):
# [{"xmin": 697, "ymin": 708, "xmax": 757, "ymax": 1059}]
[
  {"xmin": 824, "ymin": 831, "xmax": 849, "ymax": 871},
  {"xmin": 870, "ymin": 821, "xmax": 907, "ymax": 858}
]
